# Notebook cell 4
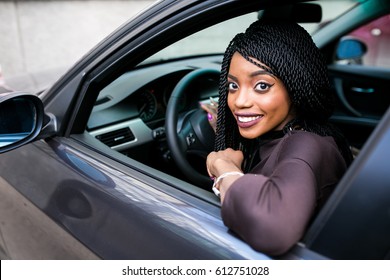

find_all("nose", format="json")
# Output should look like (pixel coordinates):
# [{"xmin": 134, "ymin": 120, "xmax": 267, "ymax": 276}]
[{"xmin": 233, "ymin": 87, "xmax": 252, "ymax": 108}]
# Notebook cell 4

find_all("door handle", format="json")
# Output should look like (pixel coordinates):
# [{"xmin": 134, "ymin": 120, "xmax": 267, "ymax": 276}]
[
  {"xmin": 334, "ymin": 78, "xmax": 362, "ymax": 117},
  {"xmin": 351, "ymin": 87, "xmax": 375, "ymax": 94}
]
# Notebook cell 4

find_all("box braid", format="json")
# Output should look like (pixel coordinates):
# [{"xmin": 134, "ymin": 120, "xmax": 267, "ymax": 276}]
[{"xmin": 214, "ymin": 20, "xmax": 353, "ymax": 169}]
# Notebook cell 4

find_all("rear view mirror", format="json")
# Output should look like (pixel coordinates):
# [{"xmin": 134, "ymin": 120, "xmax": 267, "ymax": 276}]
[
  {"xmin": 258, "ymin": 3, "xmax": 322, "ymax": 23},
  {"xmin": 336, "ymin": 37, "xmax": 367, "ymax": 61},
  {"xmin": 0, "ymin": 92, "xmax": 44, "ymax": 153}
]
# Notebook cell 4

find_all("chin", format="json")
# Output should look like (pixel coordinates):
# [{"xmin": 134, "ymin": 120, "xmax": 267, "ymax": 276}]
[{"xmin": 238, "ymin": 129, "xmax": 263, "ymax": 139}]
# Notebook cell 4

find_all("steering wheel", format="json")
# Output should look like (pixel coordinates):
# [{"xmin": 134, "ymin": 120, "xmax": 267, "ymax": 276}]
[{"xmin": 165, "ymin": 68, "xmax": 219, "ymax": 188}]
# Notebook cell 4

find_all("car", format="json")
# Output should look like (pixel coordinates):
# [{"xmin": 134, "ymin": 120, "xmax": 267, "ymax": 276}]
[{"xmin": 0, "ymin": 0, "xmax": 389, "ymax": 260}]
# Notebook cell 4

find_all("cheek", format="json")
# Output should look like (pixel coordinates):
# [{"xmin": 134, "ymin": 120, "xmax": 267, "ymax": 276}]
[
  {"xmin": 264, "ymin": 92, "xmax": 291, "ymax": 113},
  {"xmin": 274, "ymin": 97, "xmax": 290, "ymax": 112},
  {"xmin": 254, "ymin": 95, "xmax": 282, "ymax": 113}
]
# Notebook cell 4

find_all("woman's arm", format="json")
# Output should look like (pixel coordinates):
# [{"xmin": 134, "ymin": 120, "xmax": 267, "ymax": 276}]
[
  {"xmin": 220, "ymin": 132, "xmax": 345, "ymax": 256},
  {"xmin": 221, "ymin": 158, "xmax": 317, "ymax": 256}
]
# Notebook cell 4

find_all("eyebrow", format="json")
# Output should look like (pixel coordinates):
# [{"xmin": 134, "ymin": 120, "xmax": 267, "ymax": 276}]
[
  {"xmin": 228, "ymin": 70, "xmax": 275, "ymax": 81},
  {"xmin": 250, "ymin": 70, "xmax": 274, "ymax": 77}
]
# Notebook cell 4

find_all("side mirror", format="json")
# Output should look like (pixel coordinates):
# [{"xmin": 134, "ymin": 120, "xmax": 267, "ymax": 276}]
[
  {"xmin": 0, "ymin": 92, "xmax": 45, "ymax": 153},
  {"xmin": 336, "ymin": 37, "xmax": 367, "ymax": 61}
]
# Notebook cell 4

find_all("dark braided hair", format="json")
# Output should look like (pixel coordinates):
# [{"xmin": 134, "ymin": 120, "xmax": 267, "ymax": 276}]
[{"xmin": 214, "ymin": 19, "xmax": 353, "ymax": 168}]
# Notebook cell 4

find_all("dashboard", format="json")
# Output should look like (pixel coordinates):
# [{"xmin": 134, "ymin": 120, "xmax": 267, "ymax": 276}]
[{"xmin": 87, "ymin": 56, "xmax": 221, "ymax": 153}]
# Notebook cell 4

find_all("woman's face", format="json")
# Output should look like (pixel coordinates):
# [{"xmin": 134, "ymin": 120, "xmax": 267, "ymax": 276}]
[{"xmin": 227, "ymin": 52, "xmax": 295, "ymax": 139}]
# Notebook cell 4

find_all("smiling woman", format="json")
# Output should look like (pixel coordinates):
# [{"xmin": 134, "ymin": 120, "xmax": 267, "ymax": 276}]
[{"xmin": 206, "ymin": 19, "xmax": 353, "ymax": 256}]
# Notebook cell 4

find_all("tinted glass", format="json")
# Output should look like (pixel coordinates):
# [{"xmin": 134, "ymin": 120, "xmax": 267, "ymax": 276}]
[{"xmin": 0, "ymin": 97, "xmax": 37, "ymax": 147}]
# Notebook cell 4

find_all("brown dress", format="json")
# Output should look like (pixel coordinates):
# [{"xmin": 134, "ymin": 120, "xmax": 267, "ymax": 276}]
[{"xmin": 221, "ymin": 130, "xmax": 347, "ymax": 256}]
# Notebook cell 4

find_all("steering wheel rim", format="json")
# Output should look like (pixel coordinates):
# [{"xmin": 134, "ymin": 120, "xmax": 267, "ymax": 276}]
[{"xmin": 165, "ymin": 68, "xmax": 220, "ymax": 188}]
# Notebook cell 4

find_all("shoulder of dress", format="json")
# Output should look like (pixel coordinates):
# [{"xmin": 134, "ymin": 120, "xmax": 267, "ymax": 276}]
[
  {"xmin": 284, "ymin": 130, "xmax": 332, "ymax": 144},
  {"xmin": 278, "ymin": 130, "xmax": 338, "ymax": 159}
]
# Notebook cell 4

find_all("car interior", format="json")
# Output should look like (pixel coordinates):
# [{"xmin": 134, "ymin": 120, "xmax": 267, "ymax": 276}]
[
  {"xmin": 83, "ymin": 2, "xmax": 387, "ymax": 194},
  {"xmin": 87, "ymin": 60, "xmax": 221, "ymax": 188},
  {"xmin": 66, "ymin": 1, "xmax": 387, "ymax": 213}
]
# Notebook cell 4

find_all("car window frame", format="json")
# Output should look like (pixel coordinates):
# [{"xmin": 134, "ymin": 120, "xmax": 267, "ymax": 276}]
[{"xmin": 64, "ymin": 1, "xmax": 271, "ymax": 206}]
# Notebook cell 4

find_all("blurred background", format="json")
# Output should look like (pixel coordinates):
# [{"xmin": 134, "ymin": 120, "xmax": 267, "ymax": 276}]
[{"xmin": 0, "ymin": 0, "xmax": 155, "ymax": 93}]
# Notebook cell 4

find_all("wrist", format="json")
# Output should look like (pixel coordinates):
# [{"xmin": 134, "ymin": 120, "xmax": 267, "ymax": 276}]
[{"xmin": 212, "ymin": 171, "xmax": 244, "ymax": 197}]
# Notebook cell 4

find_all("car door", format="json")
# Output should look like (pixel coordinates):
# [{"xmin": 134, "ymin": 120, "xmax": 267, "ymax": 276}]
[
  {"xmin": 0, "ymin": 135, "xmax": 269, "ymax": 259},
  {"xmin": 302, "ymin": 103, "xmax": 390, "ymax": 260}
]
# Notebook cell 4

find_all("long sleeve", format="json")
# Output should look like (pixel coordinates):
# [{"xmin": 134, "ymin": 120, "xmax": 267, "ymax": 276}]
[{"xmin": 221, "ymin": 131, "xmax": 347, "ymax": 256}]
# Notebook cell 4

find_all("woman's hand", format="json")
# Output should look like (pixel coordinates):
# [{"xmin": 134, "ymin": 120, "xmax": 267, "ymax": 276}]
[
  {"xmin": 207, "ymin": 148, "xmax": 244, "ymax": 201},
  {"xmin": 200, "ymin": 97, "xmax": 218, "ymax": 132}
]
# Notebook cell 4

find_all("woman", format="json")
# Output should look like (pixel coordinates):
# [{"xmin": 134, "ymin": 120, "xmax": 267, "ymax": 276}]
[{"xmin": 205, "ymin": 20, "xmax": 353, "ymax": 256}]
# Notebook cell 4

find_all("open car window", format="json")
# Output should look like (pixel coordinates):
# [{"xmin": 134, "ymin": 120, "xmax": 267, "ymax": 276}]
[
  {"xmin": 87, "ymin": 0, "xmax": 373, "ymax": 189},
  {"xmin": 93, "ymin": 0, "xmax": 362, "ymax": 110},
  {"xmin": 143, "ymin": 13, "xmax": 258, "ymax": 65},
  {"xmin": 142, "ymin": 0, "xmax": 360, "ymax": 66}
]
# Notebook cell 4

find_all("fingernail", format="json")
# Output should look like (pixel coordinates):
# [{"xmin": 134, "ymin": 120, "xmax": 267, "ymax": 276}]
[{"xmin": 207, "ymin": 113, "xmax": 213, "ymax": 121}]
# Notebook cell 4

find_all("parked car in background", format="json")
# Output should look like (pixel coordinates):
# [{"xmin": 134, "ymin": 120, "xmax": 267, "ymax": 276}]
[{"xmin": 0, "ymin": 0, "xmax": 389, "ymax": 260}]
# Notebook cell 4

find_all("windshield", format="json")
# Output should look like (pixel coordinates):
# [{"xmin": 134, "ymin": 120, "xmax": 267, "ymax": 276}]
[
  {"xmin": 144, "ymin": 0, "xmax": 360, "ymax": 64},
  {"xmin": 144, "ymin": 13, "xmax": 258, "ymax": 64},
  {"xmin": 301, "ymin": 0, "xmax": 360, "ymax": 34}
]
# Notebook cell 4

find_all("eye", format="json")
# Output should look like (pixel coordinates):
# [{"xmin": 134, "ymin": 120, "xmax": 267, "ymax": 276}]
[
  {"xmin": 228, "ymin": 82, "xmax": 238, "ymax": 92},
  {"xmin": 255, "ymin": 82, "xmax": 273, "ymax": 92}
]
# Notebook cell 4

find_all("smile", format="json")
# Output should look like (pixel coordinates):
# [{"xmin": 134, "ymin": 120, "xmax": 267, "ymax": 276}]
[
  {"xmin": 235, "ymin": 114, "xmax": 263, "ymax": 128},
  {"xmin": 237, "ymin": 115, "xmax": 261, "ymax": 123}
]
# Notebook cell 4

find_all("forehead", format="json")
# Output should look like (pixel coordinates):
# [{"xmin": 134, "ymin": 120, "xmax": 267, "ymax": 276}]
[{"xmin": 229, "ymin": 52, "xmax": 276, "ymax": 78}]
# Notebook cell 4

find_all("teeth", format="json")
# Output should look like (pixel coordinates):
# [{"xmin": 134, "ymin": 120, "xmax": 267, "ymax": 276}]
[{"xmin": 237, "ymin": 115, "xmax": 260, "ymax": 123}]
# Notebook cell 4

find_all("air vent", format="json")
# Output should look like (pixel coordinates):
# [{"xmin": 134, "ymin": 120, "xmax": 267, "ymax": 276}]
[{"xmin": 95, "ymin": 127, "xmax": 135, "ymax": 147}]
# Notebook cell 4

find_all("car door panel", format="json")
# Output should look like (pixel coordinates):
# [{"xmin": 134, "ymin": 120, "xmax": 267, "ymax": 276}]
[
  {"xmin": 328, "ymin": 64, "xmax": 390, "ymax": 148},
  {"xmin": 0, "ymin": 138, "xmax": 270, "ymax": 260},
  {"xmin": 0, "ymin": 177, "xmax": 99, "ymax": 259},
  {"xmin": 329, "ymin": 64, "xmax": 390, "ymax": 118},
  {"xmin": 304, "ymin": 106, "xmax": 390, "ymax": 259}
]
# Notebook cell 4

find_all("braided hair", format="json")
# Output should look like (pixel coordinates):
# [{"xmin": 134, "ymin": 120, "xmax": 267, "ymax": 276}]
[{"xmin": 214, "ymin": 20, "xmax": 353, "ymax": 168}]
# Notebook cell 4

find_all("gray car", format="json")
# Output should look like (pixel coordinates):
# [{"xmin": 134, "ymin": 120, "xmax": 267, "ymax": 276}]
[{"xmin": 0, "ymin": 0, "xmax": 389, "ymax": 260}]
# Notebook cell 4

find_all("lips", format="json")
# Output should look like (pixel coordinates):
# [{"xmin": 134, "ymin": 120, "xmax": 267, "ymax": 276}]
[{"xmin": 235, "ymin": 113, "xmax": 263, "ymax": 128}]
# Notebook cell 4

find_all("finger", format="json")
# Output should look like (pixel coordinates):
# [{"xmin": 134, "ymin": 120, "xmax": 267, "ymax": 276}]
[
  {"xmin": 209, "ymin": 97, "xmax": 219, "ymax": 107},
  {"xmin": 201, "ymin": 104, "xmax": 217, "ymax": 117},
  {"xmin": 200, "ymin": 103, "xmax": 214, "ymax": 113}
]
